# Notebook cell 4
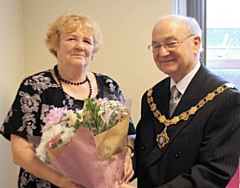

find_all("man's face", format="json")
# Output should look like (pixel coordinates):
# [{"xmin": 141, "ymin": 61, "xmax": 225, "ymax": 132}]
[{"xmin": 151, "ymin": 17, "xmax": 200, "ymax": 83}]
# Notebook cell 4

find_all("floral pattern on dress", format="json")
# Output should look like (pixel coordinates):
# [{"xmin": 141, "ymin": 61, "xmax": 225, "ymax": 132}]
[
  {"xmin": 24, "ymin": 72, "xmax": 57, "ymax": 92},
  {"xmin": 2, "ymin": 107, "xmax": 13, "ymax": 125},
  {"xmin": 19, "ymin": 92, "xmax": 40, "ymax": 113},
  {"xmin": 40, "ymin": 104, "xmax": 54, "ymax": 121},
  {"xmin": 19, "ymin": 170, "xmax": 36, "ymax": 188},
  {"xmin": 19, "ymin": 113, "xmax": 37, "ymax": 135}
]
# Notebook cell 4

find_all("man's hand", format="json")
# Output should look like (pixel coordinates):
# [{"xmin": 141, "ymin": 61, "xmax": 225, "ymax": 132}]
[{"xmin": 122, "ymin": 147, "xmax": 134, "ymax": 183}]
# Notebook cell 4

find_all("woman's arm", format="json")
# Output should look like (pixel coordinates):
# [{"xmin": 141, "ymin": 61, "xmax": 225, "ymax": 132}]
[{"xmin": 11, "ymin": 134, "xmax": 81, "ymax": 188}]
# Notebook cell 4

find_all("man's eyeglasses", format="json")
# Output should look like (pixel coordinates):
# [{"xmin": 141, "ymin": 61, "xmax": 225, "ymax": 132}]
[{"xmin": 148, "ymin": 34, "xmax": 194, "ymax": 53}]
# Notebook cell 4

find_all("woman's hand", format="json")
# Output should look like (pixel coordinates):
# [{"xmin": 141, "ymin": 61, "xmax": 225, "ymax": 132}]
[
  {"xmin": 119, "ymin": 183, "xmax": 136, "ymax": 188},
  {"xmin": 122, "ymin": 148, "xmax": 134, "ymax": 183}
]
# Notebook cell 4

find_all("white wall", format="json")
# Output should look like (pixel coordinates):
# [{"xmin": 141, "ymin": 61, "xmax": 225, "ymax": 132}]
[
  {"xmin": 0, "ymin": 0, "xmax": 24, "ymax": 187},
  {"xmin": 0, "ymin": 1, "xmax": 172, "ymax": 187}
]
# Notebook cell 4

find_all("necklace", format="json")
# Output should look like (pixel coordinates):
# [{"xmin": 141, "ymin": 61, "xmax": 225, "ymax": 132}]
[
  {"xmin": 147, "ymin": 83, "xmax": 234, "ymax": 149},
  {"xmin": 59, "ymin": 75, "xmax": 88, "ymax": 86},
  {"xmin": 54, "ymin": 65, "xmax": 92, "ymax": 99},
  {"xmin": 54, "ymin": 66, "xmax": 88, "ymax": 86}
]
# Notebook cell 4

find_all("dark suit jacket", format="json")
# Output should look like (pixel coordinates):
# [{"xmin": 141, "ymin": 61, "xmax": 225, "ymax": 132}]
[{"xmin": 133, "ymin": 64, "xmax": 240, "ymax": 188}]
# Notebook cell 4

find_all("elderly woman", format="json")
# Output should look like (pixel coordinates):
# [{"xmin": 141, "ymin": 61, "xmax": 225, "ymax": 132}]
[{"xmin": 0, "ymin": 11, "xmax": 135, "ymax": 188}]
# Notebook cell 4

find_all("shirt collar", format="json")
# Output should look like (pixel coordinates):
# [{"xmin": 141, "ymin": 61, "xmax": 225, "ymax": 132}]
[{"xmin": 170, "ymin": 61, "xmax": 201, "ymax": 94}]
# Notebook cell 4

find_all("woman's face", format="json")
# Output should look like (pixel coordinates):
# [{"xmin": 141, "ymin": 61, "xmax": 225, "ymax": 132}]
[{"xmin": 55, "ymin": 27, "xmax": 94, "ymax": 69}]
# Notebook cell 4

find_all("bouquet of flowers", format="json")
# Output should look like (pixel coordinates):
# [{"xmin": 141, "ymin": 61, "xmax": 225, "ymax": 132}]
[{"xmin": 35, "ymin": 98, "xmax": 130, "ymax": 188}]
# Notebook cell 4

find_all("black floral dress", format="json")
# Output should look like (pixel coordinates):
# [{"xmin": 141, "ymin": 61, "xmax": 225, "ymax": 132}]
[{"xmin": 0, "ymin": 69, "xmax": 135, "ymax": 188}]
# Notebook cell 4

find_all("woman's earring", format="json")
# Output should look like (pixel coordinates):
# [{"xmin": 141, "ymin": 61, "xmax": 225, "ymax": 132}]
[
  {"xmin": 54, "ymin": 51, "xmax": 57, "ymax": 57},
  {"xmin": 91, "ymin": 55, "xmax": 93, "ymax": 60}
]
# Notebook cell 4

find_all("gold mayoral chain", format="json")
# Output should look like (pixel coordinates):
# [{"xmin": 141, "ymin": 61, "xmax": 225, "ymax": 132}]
[{"xmin": 147, "ymin": 83, "xmax": 234, "ymax": 149}]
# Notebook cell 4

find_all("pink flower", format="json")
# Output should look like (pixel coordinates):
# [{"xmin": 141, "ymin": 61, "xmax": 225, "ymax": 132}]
[
  {"xmin": 45, "ymin": 134, "xmax": 61, "ymax": 149},
  {"xmin": 95, "ymin": 98, "xmax": 104, "ymax": 104},
  {"xmin": 101, "ymin": 110, "xmax": 113, "ymax": 126},
  {"xmin": 42, "ymin": 108, "xmax": 65, "ymax": 132}
]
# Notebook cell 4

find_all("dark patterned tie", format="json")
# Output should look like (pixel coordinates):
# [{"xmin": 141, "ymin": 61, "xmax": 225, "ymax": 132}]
[{"xmin": 169, "ymin": 86, "xmax": 181, "ymax": 117}]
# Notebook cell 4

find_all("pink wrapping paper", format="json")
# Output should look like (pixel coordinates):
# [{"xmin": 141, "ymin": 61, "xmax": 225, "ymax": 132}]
[
  {"xmin": 226, "ymin": 162, "xmax": 239, "ymax": 188},
  {"xmin": 47, "ymin": 116, "xmax": 130, "ymax": 188}
]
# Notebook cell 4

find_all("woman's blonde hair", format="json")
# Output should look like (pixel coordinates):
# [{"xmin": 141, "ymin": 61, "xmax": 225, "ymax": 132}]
[{"xmin": 45, "ymin": 11, "xmax": 103, "ymax": 57}]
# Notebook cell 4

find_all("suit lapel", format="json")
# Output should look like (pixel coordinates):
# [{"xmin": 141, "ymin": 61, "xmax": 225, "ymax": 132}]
[
  {"xmin": 143, "ymin": 64, "xmax": 209, "ymax": 170},
  {"xmin": 152, "ymin": 79, "xmax": 171, "ymax": 135}
]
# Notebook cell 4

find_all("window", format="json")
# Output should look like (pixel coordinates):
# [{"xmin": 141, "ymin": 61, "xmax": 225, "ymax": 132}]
[
  {"xmin": 173, "ymin": 0, "xmax": 240, "ymax": 91},
  {"xmin": 173, "ymin": 0, "xmax": 240, "ymax": 69},
  {"xmin": 206, "ymin": 0, "xmax": 240, "ymax": 69}
]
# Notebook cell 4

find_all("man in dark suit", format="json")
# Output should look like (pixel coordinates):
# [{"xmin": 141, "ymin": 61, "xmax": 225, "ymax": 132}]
[{"xmin": 121, "ymin": 14, "xmax": 240, "ymax": 188}]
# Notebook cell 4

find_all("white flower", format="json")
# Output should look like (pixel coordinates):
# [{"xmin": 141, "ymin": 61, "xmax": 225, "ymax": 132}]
[{"xmin": 61, "ymin": 127, "xmax": 75, "ymax": 144}]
